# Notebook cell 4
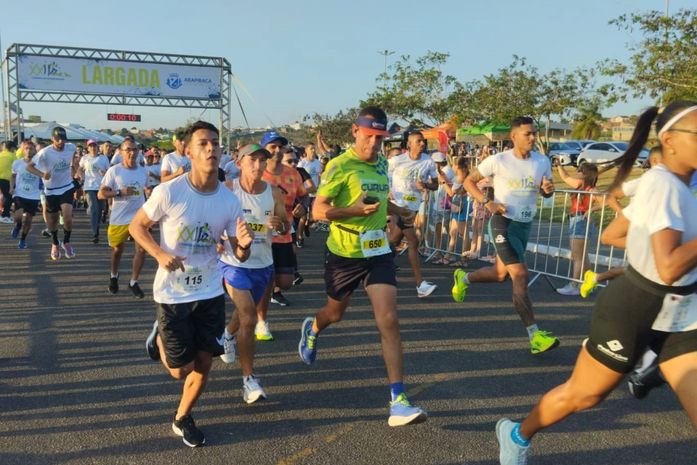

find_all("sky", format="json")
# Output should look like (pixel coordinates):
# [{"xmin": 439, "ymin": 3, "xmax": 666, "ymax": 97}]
[{"xmin": 0, "ymin": 0, "xmax": 692, "ymax": 132}]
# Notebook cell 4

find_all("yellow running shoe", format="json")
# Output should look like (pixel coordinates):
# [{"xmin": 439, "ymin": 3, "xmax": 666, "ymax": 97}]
[
  {"xmin": 580, "ymin": 270, "xmax": 598, "ymax": 298},
  {"xmin": 451, "ymin": 268, "xmax": 468, "ymax": 302},
  {"xmin": 530, "ymin": 330, "xmax": 559, "ymax": 354}
]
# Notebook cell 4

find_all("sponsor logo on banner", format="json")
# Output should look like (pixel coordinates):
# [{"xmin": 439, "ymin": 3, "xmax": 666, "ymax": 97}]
[
  {"xmin": 27, "ymin": 61, "xmax": 71, "ymax": 80},
  {"xmin": 166, "ymin": 73, "xmax": 182, "ymax": 89}
]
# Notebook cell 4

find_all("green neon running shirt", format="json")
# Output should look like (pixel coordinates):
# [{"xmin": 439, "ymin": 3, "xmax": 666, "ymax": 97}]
[{"xmin": 317, "ymin": 147, "xmax": 390, "ymax": 258}]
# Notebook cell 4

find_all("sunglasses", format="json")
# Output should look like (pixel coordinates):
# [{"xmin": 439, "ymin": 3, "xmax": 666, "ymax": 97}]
[{"xmin": 284, "ymin": 158, "xmax": 298, "ymax": 164}]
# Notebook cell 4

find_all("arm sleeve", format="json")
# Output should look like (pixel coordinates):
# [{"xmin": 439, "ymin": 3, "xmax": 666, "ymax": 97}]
[
  {"xmin": 141, "ymin": 183, "xmax": 168, "ymax": 222},
  {"xmin": 100, "ymin": 167, "xmax": 116, "ymax": 189},
  {"xmin": 316, "ymin": 160, "xmax": 344, "ymax": 199},
  {"xmin": 476, "ymin": 155, "xmax": 496, "ymax": 178}
]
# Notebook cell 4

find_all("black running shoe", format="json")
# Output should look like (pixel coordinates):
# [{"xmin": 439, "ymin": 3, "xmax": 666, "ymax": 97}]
[
  {"xmin": 172, "ymin": 413, "xmax": 205, "ymax": 447},
  {"xmin": 109, "ymin": 276, "xmax": 119, "ymax": 294},
  {"xmin": 145, "ymin": 321, "xmax": 160, "ymax": 361},
  {"xmin": 627, "ymin": 364, "xmax": 665, "ymax": 400},
  {"xmin": 293, "ymin": 272, "xmax": 304, "ymax": 287},
  {"xmin": 270, "ymin": 292, "xmax": 289, "ymax": 306},
  {"xmin": 91, "ymin": 235, "xmax": 99, "ymax": 244},
  {"xmin": 41, "ymin": 229, "xmax": 51, "ymax": 238},
  {"xmin": 295, "ymin": 238, "xmax": 304, "ymax": 248},
  {"xmin": 129, "ymin": 282, "xmax": 145, "ymax": 299}
]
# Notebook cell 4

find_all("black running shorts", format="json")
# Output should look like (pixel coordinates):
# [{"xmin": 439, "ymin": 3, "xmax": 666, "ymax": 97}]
[
  {"xmin": 272, "ymin": 242, "xmax": 297, "ymax": 275},
  {"xmin": 586, "ymin": 266, "xmax": 697, "ymax": 373},
  {"xmin": 487, "ymin": 214, "xmax": 531, "ymax": 265},
  {"xmin": 324, "ymin": 248, "xmax": 397, "ymax": 301},
  {"xmin": 45, "ymin": 187, "xmax": 75, "ymax": 213},
  {"xmin": 13, "ymin": 196, "xmax": 40, "ymax": 216},
  {"xmin": 156, "ymin": 294, "xmax": 226, "ymax": 369}
]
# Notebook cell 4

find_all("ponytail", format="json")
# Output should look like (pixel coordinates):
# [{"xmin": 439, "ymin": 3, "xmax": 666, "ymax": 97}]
[{"xmin": 607, "ymin": 107, "xmax": 659, "ymax": 192}]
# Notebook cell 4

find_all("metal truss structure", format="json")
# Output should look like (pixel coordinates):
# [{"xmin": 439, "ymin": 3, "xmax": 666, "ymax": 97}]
[{"xmin": 2, "ymin": 43, "xmax": 232, "ymax": 145}]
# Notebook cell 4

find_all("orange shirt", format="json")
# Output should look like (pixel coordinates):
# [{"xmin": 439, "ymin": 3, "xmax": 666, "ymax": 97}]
[{"xmin": 262, "ymin": 164, "xmax": 306, "ymax": 243}]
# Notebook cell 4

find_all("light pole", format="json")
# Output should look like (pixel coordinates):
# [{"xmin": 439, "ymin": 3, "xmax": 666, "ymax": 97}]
[{"xmin": 377, "ymin": 50, "xmax": 395, "ymax": 79}]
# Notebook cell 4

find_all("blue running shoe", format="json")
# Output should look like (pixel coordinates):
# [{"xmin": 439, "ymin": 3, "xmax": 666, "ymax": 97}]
[
  {"xmin": 18, "ymin": 239, "xmax": 27, "ymax": 249},
  {"xmin": 11, "ymin": 224, "xmax": 20, "ymax": 239},
  {"xmin": 298, "ymin": 317, "xmax": 317, "ymax": 365},
  {"xmin": 388, "ymin": 393, "xmax": 427, "ymax": 427},
  {"xmin": 496, "ymin": 418, "xmax": 530, "ymax": 465}
]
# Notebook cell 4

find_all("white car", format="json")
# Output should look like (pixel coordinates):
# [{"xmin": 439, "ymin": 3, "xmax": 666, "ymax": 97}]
[
  {"xmin": 547, "ymin": 142, "xmax": 581, "ymax": 166},
  {"xmin": 577, "ymin": 141, "xmax": 648, "ymax": 167}
]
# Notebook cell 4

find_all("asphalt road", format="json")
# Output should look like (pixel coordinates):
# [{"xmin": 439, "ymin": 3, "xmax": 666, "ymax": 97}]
[{"xmin": 1, "ymin": 213, "xmax": 694, "ymax": 465}]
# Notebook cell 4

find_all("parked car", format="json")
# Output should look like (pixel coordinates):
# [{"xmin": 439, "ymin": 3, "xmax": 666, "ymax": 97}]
[
  {"xmin": 577, "ymin": 141, "xmax": 649, "ymax": 167},
  {"xmin": 547, "ymin": 142, "xmax": 581, "ymax": 166},
  {"xmin": 564, "ymin": 140, "xmax": 596, "ymax": 151}
]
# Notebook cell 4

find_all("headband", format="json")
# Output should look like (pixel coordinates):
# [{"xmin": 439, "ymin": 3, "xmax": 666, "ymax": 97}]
[{"xmin": 657, "ymin": 105, "xmax": 697, "ymax": 136}]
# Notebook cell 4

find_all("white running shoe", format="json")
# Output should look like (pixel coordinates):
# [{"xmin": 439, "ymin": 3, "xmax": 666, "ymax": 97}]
[
  {"xmin": 243, "ymin": 375, "xmax": 267, "ymax": 404},
  {"xmin": 416, "ymin": 280, "xmax": 437, "ymax": 298},
  {"xmin": 556, "ymin": 282, "xmax": 581, "ymax": 296},
  {"xmin": 255, "ymin": 320, "xmax": 274, "ymax": 341},
  {"xmin": 219, "ymin": 331, "xmax": 237, "ymax": 364}
]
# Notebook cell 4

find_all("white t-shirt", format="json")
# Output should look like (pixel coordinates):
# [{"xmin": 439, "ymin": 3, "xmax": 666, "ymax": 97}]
[
  {"xmin": 388, "ymin": 153, "xmax": 438, "ymax": 211},
  {"xmin": 101, "ymin": 164, "xmax": 148, "ymax": 225},
  {"xmin": 224, "ymin": 160, "xmax": 240, "ymax": 181},
  {"xmin": 624, "ymin": 165, "xmax": 697, "ymax": 286},
  {"xmin": 161, "ymin": 151, "xmax": 191, "ymax": 176},
  {"xmin": 12, "ymin": 159, "xmax": 41, "ymax": 200},
  {"xmin": 80, "ymin": 154, "xmax": 110, "ymax": 191},
  {"xmin": 622, "ymin": 178, "xmax": 641, "ymax": 198},
  {"xmin": 143, "ymin": 175, "xmax": 243, "ymax": 304},
  {"xmin": 298, "ymin": 158, "xmax": 322, "ymax": 192},
  {"xmin": 477, "ymin": 149, "xmax": 552, "ymax": 223},
  {"xmin": 33, "ymin": 143, "xmax": 76, "ymax": 195},
  {"xmin": 145, "ymin": 162, "xmax": 162, "ymax": 188}
]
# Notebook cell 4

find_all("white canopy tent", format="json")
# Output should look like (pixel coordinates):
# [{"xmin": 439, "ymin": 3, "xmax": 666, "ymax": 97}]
[{"xmin": 21, "ymin": 122, "xmax": 123, "ymax": 144}]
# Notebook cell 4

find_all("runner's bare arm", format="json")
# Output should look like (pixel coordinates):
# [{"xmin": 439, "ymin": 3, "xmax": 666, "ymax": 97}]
[
  {"xmin": 600, "ymin": 212, "xmax": 628, "ymax": 249},
  {"xmin": 463, "ymin": 169, "xmax": 486, "ymax": 203},
  {"xmin": 271, "ymin": 186, "xmax": 290, "ymax": 233},
  {"xmin": 129, "ymin": 208, "xmax": 185, "ymax": 272}
]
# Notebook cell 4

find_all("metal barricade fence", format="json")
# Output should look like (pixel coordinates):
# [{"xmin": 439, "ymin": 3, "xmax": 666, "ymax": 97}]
[{"xmin": 419, "ymin": 188, "xmax": 628, "ymax": 289}]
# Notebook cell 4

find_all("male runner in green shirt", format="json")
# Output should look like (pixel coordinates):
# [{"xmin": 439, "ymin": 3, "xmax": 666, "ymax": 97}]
[{"xmin": 298, "ymin": 106, "xmax": 427, "ymax": 427}]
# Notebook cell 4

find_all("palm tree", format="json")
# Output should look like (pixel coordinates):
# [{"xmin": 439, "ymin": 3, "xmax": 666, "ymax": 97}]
[{"xmin": 572, "ymin": 102, "xmax": 603, "ymax": 140}]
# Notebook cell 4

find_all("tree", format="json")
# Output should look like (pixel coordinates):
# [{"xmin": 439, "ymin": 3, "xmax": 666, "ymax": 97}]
[
  {"xmin": 363, "ymin": 51, "xmax": 458, "ymax": 125},
  {"xmin": 303, "ymin": 108, "xmax": 359, "ymax": 147},
  {"xmin": 449, "ymin": 56, "xmax": 601, "ymax": 150},
  {"xmin": 602, "ymin": 8, "xmax": 697, "ymax": 103},
  {"xmin": 572, "ymin": 99, "xmax": 603, "ymax": 140}
]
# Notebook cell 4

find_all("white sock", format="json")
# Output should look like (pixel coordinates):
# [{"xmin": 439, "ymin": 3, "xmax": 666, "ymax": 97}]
[
  {"xmin": 129, "ymin": 279, "xmax": 137, "ymax": 287},
  {"xmin": 110, "ymin": 273, "xmax": 118, "ymax": 279},
  {"xmin": 526, "ymin": 324, "xmax": 539, "ymax": 340},
  {"xmin": 462, "ymin": 273, "xmax": 470, "ymax": 285},
  {"xmin": 223, "ymin": 327, "xmax": 231, "ymax": 339}
]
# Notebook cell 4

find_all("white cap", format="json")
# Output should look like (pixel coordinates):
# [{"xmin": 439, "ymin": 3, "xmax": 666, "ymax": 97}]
[{"xmin": 431, "ymin": 151, "xmax": 447, "ymax": 162}]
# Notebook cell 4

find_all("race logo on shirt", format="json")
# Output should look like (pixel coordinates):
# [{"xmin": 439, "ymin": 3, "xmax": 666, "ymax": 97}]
[
  {"xmin": 176, "ymin": 222, "xmax": 217, "ymax": 251},
  {"xmin": 54, "ymin": 159, "xmax": 71, "ymax": 172},
  {"xmin": 507, "ymin": 176, "xmax": 537, "ymax": 191}
]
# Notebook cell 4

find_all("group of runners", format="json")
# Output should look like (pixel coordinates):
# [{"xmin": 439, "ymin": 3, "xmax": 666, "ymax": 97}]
[{"xmin": 2, "ymin": 101, "xmax": 697, "ymax": 464}]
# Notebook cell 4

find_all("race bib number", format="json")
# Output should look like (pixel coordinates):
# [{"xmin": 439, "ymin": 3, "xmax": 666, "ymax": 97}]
[
  {"xmin": 514, "ymin": 204, "xmax": 534, "ymax": 222},
  {"xmin": 403, "ymin": 194, "xmax": 419, "ymax": 202},
  {"xmin": 172, "ymin": 265, "xmax": 211, "ymax": 294},
  {"xmin": 248, "ymin": 222, "xmax": 266, "ymax": 233},
  {"xmin": 652, "ymin": 293, "xmax": 697, "ymax": 333},
  {"xmin": 360, "ymin": 229, "xmax": 391, "ymax": 258}
]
